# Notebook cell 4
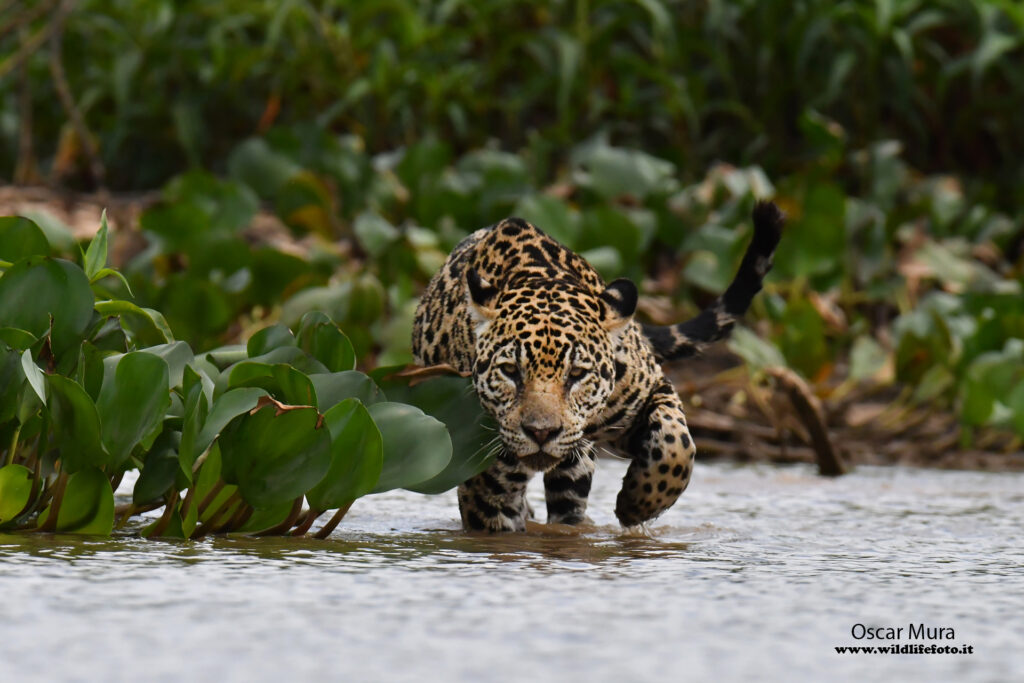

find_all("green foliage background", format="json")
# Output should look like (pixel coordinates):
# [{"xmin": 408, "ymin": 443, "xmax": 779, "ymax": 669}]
[{"xmin": 2, "ymin": 0, "xmax": 1023, "ymax": 481}]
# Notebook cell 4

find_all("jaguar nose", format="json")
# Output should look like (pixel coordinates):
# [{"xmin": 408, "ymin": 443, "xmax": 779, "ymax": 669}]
[{"xmin": 522, "ymin": 424, "xmax": 562, "ymax": 446}]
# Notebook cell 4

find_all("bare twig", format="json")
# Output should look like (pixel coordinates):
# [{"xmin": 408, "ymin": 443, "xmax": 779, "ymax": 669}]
[
  {"xmin": 686, "ymin": 411, "xmax": 777, "ymax": 440},
  {"xmin": 0, "ymin": 21, "xmax": 51, "ymax": 79},
  {"xmin": 392, "ymin": 363, "xmax": 471, "ymax": 385},
  {"xmin": 13, "ymin": 24, "xmax": 40, "ymax": 184},
  {"xmin": 48, "ymin": 0, "xmax": 106, "ymax": 189},
  {"xmin": 0, "ymin": 0, "xmax": 59, "ymax": 40}
]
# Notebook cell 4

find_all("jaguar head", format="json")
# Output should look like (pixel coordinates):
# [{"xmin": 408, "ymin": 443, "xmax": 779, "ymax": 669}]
[{"xmin": 465, "ymin": 268, "xmax": 637, "ymax": 471}]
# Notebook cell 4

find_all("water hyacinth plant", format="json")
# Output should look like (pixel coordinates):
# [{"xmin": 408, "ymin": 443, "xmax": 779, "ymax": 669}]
[{"xmin": 0, "ymin": 214, "xmax": 495, "ymax": 537}]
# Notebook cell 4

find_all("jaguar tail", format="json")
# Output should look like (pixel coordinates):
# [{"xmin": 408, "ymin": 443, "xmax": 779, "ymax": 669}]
[{"xmin": 642, "ymin": 200, "xmax": 784, "ymax": 362}]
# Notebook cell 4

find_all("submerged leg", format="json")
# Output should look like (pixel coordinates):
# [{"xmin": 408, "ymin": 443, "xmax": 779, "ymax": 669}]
[
  {"xmin": 613, "ymin": 382, "xmax": 696, "ymax": 527},
  {"xmin": 543, "ymin": 445, "xmax": 596, "ymax": 525},
  {"xmin": 457, "ymin": 456, "xmax": 532, "ymax": 532}
]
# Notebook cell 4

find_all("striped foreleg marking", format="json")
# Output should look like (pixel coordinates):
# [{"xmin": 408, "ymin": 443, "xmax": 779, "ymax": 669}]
[
  {"xmin": 543, "ymin": 445, "xmax": 597, "ymax": 525},
  {"xmin": 457, "ymin": 457, "xmax": 533, "ymax": 532}
]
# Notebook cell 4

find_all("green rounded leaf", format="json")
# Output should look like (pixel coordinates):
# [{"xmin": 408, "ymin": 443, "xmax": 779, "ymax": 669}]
[
  {"xmin": 310, "ymin": 371, "xmax": 383, "ymax": 411},
  {"xmin": 382, "ymin": 376, "xmax": 497, "ymax": 495},
  {"xmin": 139, "ymin": 202, "xmax": 211, "ymax": 251},
  {"xmin": 190, "ymin": 443, "xmax": 238, "ymax": 528},
  {"xmin": 236, "ymin": 500, "xmax": 295, "ymax": 534},
  {"xmin": 139, "ymin": 342, "xmax": 195, "ymax": 390},
  {"xmin": 133, "ymin": 430, "xmax": 181, "ymax": 504},
  {"xmin": 367, "ymin": 402, "xmax": 451, "ymax": 493},
  {"xmin": 306, "ymin": 398, "xmax": 383, "ymax": 511},
  {"xmin": 0, "ymin": 217, "xmax": 50, "ymax": 262},
  {"xmin": 271, "ymin": 364, "xmax": 317, "ymax": 407},
  {"xmin": 178, "ymin": 368, "xmax": 211, "ymax": 478},
  {"xmin": 0, "ymin": 464, "xmax": 35, "ymax": 524},
  {"xmin": 157, "ymin": 276, "xmax": 230, "ymax": 344},
  {"xmin": 297, "ymin": 312, "xmax": 356, "ymax": 372},
  {"xmin": 94, "ymin": 300, "xmax": 175, "ymax": 345},
  {"xmin": 0, "ymin": 328, "xmax": 36, "ymax": 351},
  {"xmin": 228, "ymin": 138, "xmax": 301, "ymax": 199},
  {"xmin": 96, "ymin": 352, "xmax": 172, "ymax": 467},
  {"xmin": 38, "ymin": 468, "xmax": 114, "ymax": 535},
  {"xmin": 513, "ymin": 195, "xmax": 581, "ymax": 248},
  {"xmin": 191, "ymin": 387, "xmax": 267, "ymax": 464},
  {"xmin": 46, "ymin": 375, "xmax": 109, "ymax": 472},
  {"xmin": 247, "ymin": 324, "xmax": 296, "ymax": 357},
  {"xmin": 219, "ymin": 404, "xmax": 331, "ymax": 507},
  {"xmin": 0, "ymin": 257, "xmax": 93, "ymax": 356},
  {"xmin": 219, "ymin": 346, "xmax": 327, "ymax": 396},
  {"xmin": 227, "ymin": 362, "xmax": 316, "ymax": 407},
  {"xmin": 353, "ymin": 211, "xmax": 400, "ymax": 257}
]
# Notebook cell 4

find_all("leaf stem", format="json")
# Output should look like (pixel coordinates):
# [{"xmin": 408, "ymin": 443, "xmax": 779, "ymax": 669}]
[
  {"xmin": 222, "ymin": 503, "xmax": 253, "ymax": 533},
  {"xmin": 6, "ymin": 423, "xmax": 21, "ymax": 466},
  {"xmin": 313, "ymin": 500, "xmax": 353, "ymax": 539},
  {"xmin": 192, "ymin": 490, "xmax": 241, "ymax": 538},
  {"xmin": 116, "ymin": 504, "xmax": 136, "ymax": 530},
  {"xmin": 36, "ymin": 470, "xmax": 68, "ymax": 532},
  {"xmin": 177, "ymin": 483, "xmax": 198, "ymax": 526},
  {"xmin": 148, "ymin": 490, "xmax": 179, "ymax": 538},
  {"xmin": 196, "ymin": 480, "xmax": 224, "ymax": 517},
  {"xmin": 114, "ymin": 499, "xmax": 163, "ymax": 517},
  {"xmin": 289, "ymin": 508, "xmax": 323, "ymax": 536}
]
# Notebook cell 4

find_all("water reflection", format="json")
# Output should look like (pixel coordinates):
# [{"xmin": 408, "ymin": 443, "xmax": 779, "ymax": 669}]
[{"xmin": 1, "ymin": 461, "xmax": 1022, "ymax": 682}]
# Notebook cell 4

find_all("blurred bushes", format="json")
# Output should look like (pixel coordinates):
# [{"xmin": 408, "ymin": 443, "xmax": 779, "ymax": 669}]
[
  {"xmin": 2, "ymin": 1, "xmax": 1023, "ymax": 440},
  {"xmin": 4, "ymin": 0, "xmax": 1024, "ymax": 204},
  {"xmin": 19, "ymin": 123, "xmax": 1021, "ymax": 438}
]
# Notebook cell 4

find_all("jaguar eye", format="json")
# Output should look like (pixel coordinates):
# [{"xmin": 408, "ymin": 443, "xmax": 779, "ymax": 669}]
[
  {"xmin": 567, "ymin": 366, "xmax": 587, "ymax": 382},
  {"xmin": 498, "ymin": 362, "xmax": 519, "ymax": 379}
]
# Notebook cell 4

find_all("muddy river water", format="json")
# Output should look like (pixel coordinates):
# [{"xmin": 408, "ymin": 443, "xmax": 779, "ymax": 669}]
[{"xmin": 2, "ymin": 459, "xmax": 1022, "ymax": 682}]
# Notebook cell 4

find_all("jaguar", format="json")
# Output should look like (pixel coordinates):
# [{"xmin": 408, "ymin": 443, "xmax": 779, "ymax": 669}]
[{"xmin": 412, "ymin": 201, "xmax": 783, "ymax": 531}]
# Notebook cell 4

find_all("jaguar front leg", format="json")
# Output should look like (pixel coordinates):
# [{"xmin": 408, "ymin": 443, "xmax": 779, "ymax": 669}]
[
  {"xmin": 614, "ymin": 382, "xmax": 696, "ymax": 527},
  {"xmin": 457, "ymin": 456, "xmax": 532, "ymax": 532},
  {"xmin": 543, "ymin": 445, "xmax": 596, "ymax": 525}
]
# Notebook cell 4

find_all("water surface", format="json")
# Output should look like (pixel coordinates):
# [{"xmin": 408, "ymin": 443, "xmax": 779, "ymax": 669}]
[{"xmin": 2, "ymin": 460, "xmax": 1022, "ymax": 682}]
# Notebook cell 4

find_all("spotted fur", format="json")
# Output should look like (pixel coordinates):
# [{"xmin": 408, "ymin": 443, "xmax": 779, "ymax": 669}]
[{"xmin": 413, "ymin": 202, "xmax": 783, "ymax": 531}]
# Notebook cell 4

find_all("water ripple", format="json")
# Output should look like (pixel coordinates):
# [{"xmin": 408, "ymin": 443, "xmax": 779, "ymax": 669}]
[{"xmin": 1, "ymin": 461, "xmax": 1022, "ymax": 682}]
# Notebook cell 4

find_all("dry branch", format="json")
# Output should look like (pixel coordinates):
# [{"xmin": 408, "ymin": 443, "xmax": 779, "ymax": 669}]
[
  {"xmin": 392, "ymin": 363, "xmax": 471, "ymax": 385},
  {"xmin": 48, "ymin": 0, "xmax": 106, "ymax": 190},
  {"xmin": 766, "ymin": 367, "xmax": 847, "ymax": 476}
]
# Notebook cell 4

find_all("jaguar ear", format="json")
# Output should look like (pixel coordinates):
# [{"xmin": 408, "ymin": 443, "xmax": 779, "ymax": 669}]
[
  {"xmin": 599, "ymin": 278, "xmax": 638, "ymax": 336},
  {"xmin": 466, "ymin": 268, "xmax": 498, "ymax": 335}
]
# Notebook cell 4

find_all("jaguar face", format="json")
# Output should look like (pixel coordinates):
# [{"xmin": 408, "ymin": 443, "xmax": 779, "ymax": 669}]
[{"xmin": 466, "ymin": 270, "xmax": 636, "ymax": 471}]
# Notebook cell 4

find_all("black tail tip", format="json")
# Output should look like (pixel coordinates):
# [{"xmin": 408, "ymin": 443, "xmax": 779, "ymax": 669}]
[{"xmin": 751, "ymin": 200, "xmax": 784, "ymax": 252}]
